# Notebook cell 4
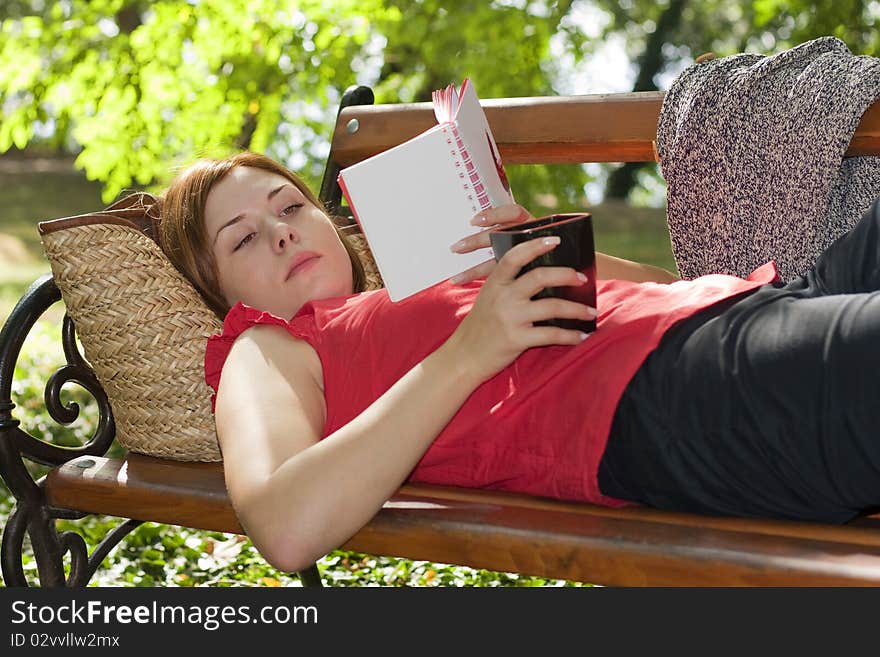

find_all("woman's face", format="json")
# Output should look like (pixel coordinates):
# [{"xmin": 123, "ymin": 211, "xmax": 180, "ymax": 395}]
[{"xmin": 204, "ymin": 166, "xmax": 354, "ymax": 319}]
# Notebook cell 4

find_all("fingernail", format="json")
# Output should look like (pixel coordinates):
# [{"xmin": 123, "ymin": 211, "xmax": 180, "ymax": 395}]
[
  {"xmin": 576, "ymin": 272, "xmax": 588, "ymax": 283},
  {"xmin": 470, "ymin": 214, "xmax": 487, "ymax": 226},
  {"xmin": 585, "ymin": 307, "xmax": 597, "ymax": 318},
  {"xmin": 450, "ymin": 240, "xmax": 466, "ymax": 253},
  {"xmin": 543, "ymin": 236, "xmax": 561, "ymax": 246},
  {"xmin": 449, "ymin": 274, "xmax": 465, "ymax": 284},
  {"xmin": 579, "ymin": 332, "xmax": 591, "ymax": 341}
]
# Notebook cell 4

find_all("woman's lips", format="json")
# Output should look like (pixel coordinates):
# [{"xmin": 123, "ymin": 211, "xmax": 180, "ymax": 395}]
[{"xmin": 287, "ymin": 254, "xmax": 320, "ymax": 279}]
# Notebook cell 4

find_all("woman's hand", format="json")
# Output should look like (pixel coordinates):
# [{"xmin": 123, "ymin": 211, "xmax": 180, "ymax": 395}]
[
  {"xmin": 446, "ymin": 235, "xmax": 596, "ymax": 383},
  {"xmin": 450, "ymin": 203, "xmax": 681, "ymax": 286},
  {"xmin": 448, "ymin": 204, "xmax": 533, "ymax": 284}
]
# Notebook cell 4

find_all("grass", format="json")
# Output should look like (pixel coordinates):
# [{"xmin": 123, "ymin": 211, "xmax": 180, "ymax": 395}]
[
  {"xmin": 590, "ymin": 199, "xmax": 676, "ymax": 273},
  {"xmin": 0, "ymin": 262, "xmax": 56, "ymax": 327},
  {"xmin": 0, "ymin": 154, "xmax": 105, "ymax": 325},
  {"xmin": 0, "ymin": 155, "xmax": 675, "ymax": 587}
]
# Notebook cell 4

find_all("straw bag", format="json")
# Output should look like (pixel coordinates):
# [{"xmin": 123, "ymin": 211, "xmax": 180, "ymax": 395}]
[{"xmin": 39, "ymin": 193, "xmax": 383, "ymax": 462}]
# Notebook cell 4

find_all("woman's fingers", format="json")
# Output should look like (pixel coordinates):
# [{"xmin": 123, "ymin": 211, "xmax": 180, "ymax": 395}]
[
  {"xmin": 452, "ymin": 234, "xmax": 558, "ymax": 285},
  {"xmin": 470, "ymin": 204, "xmax": 531, "ymax": 228},
  {"xmin": 490, "ymin": 235, "xmax": 562, "ymax": 282},
  {"xmin": 523, "ymin": 297, "xmax": 597, "ymax": 325},
  {"xmin": 449, "ymin": 204, "xmax": 531, "ymax": 255},
  {"xmin": 524, "ymin": 324, "xmax": 593, "ymax": 347},
  {"xmin": 514, "ymin": 263, "xmax": 589, "ymax": 299},
  {"xmin": 448, "ymin": 258, "xmax": 497, "ymax": 285}
]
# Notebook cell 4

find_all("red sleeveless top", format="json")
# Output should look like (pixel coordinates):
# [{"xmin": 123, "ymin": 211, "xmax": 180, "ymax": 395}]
[{"xmin": 205, "ymin": 263, "xmax": 778, "ymax": 507}]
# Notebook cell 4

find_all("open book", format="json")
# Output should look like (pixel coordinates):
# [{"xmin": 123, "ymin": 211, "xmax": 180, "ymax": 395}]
[{"xmin": 338, "ymin": 79, "xmax": 514, "ymax": 301}]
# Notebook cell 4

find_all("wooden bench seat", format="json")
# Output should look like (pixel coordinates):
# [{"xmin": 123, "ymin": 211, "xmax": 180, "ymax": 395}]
[{"xmin": 46, "ymin": 454, "xmax": 880, "ymax": 586}]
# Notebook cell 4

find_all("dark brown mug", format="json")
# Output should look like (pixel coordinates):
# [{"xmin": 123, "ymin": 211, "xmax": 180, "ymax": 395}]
[{"xmin": 489, "ymin": 213, "xmax": 596, "ymax": 333}]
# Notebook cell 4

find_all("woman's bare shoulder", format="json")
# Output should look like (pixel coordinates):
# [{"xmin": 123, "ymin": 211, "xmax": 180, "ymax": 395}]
[
  {"xmin": 217, "ymin": 323, "xmax": 326, "ymax": 441},
  {"xmin": 215, "ymin": 323, "xmax": 327, "ymax": 482},
  {"xmin": 231, "ymin": 323, "xmax": 324, "ymax": 392}
]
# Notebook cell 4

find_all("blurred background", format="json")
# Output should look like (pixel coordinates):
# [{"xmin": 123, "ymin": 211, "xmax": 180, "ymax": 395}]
[
  {"xmin": 0, "ymin": 0, "xmax": 880, "ymax": 303},
  {"xmin": 2, "ymin": 0, "xmax": 878, "ymax": 306},
  {"xmin": 0, "ymin": 0, "xmax": 877, "ymax": 586}
]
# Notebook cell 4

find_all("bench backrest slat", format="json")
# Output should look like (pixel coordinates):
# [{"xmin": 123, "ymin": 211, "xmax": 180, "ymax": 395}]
[{"xmin": 330, "ymin": 91, "xmax": 880, "ymax": 167}]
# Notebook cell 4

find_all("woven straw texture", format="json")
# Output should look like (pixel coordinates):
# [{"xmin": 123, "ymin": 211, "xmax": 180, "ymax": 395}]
[
  {"xmin": 348, "ymin": 232, "xmax": 385, "ymax": 292},
  {"xmin": 42, "ymin": 218, "xmax": 384, "ymax": 462},
  {"xmin": 43, "ymin": 223, "xmax": 225, "ymax": 461}
]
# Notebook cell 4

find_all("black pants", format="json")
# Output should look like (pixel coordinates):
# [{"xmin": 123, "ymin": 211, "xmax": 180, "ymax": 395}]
[{"xmin": 598, "ymin": 196, "xmax": 880, "ymax": 523}]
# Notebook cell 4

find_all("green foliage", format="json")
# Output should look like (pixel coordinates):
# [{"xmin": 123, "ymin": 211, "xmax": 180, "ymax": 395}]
[
  {"xmin": 749, "ymin": 0, "xmax": 878, "ymax": 54},
  {"xmin": 1, "ymin": 0, "xmax": 877, "ymax": 206},
  {"xmin": 372, "ymin": 0, "xmax": 582, "ymax": 101},
  {"xmin": 2, "ymin": 3, "xmax": 421, "ymax": 193},
  {"xmin": 0, "ymin": 0, "xmax": 591, "ymax": 207},
  {"xmin": 595, "ymin": 0, "xmax": 876, "ymax": 65},
  {"xmin": 0, "ymin": 0, "xmax": 389, "ymax": 201}
]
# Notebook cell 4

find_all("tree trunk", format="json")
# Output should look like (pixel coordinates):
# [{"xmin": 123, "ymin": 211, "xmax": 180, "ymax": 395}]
[
  {"xmin": 115, "ymin": 3, "xmax": 144, "ymax": 34},
  {"xmin": 235, "ymin": 113, "xmax": 257, "ymax": 151},
  {"xmin": 605, "ymin": 0, "xmax": 686, "ymax": 200}
]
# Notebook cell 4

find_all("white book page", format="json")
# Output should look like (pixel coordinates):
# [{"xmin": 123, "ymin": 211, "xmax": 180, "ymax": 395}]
[{"xmin": 339, "ymin": 127, "xmax": 494, "ymax": 301}]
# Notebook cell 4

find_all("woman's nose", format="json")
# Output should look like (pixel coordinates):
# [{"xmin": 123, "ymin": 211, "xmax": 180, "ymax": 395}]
[{"xmin": 272, "ymin": 222, "xmax": 299, "ymax": 252}]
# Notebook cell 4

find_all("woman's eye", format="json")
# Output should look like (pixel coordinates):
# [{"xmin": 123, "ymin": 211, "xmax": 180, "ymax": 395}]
[
  {"xmin": 280, "ymin": 203, "xmax": 304, "ymax": 216},
  {"xmin": 233, "ymin": 233, "xmax": 255, "ymax": 252}
]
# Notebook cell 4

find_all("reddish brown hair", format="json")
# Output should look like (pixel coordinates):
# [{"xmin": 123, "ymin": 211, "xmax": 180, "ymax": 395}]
[{"xmin": 157, "ymin": 152, "xmax": 366, "ymax": 319}]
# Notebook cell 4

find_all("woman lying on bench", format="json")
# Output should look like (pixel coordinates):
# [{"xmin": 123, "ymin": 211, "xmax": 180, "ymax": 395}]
[{"xmin": 156, "ymin": 150, "xmax": 880, "ymax": 574}]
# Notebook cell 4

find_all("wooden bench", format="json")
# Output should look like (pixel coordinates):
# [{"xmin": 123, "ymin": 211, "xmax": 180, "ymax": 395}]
[{"xmin": 3, "ymin": 87, "xmax": 880, "ymax": 587}]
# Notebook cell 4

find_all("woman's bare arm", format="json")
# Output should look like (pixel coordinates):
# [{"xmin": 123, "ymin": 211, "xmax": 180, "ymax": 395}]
[
  {"xmin": 216, "ymin": 324, "xmax": 486, "ymax": 573},
  {"xmin": 595, "ymin": 252, "xmax": 680, "ymax": 283}
]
